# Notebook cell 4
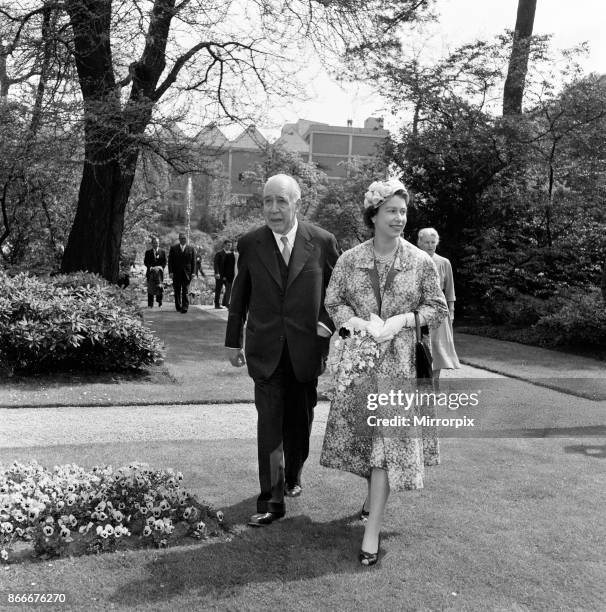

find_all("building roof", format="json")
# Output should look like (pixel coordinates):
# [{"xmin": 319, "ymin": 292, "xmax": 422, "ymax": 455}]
[
  {"xmin": 231, "ymin": 125, "xmax": 268, "ymax": 150},
  {"xmin": 275, "ymin": 126, "xmax": 309, "ymax": 154},
  {"xmin": 301, "ymin": 120, "xmax": 389, "ymax": 139},
  {"xmin": 194, "ymin": 124, "xmax": 229, "ymax": 148}
]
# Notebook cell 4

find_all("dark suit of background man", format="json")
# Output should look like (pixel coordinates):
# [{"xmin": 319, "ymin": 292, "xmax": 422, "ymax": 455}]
[
  {"xmin": 225, "ymin": 173, "xmax": 339, "ymax": 527},
  {"xmin": 213, "ymin": 240, "xmax": 236, "ymax": 309},
  {"xmin": 143, "ymin": 236, "xmax": 167, "ymax": 308},
  {"xmin": 168, "ymin": 232, "xmax": 196, "ymax": 313}
]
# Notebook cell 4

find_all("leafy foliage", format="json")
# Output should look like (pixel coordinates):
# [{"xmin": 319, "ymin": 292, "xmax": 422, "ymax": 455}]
[
  {"xmin": 532, "ymin": 287, "xmax": 606, "ymax": 349},
  {"xmin": 374, "ymin": 38, "xmax": 606, "ymax": 322},
  {"xmin": 0, "ymin": 271, "xmax": 163, "ymax": 374}
]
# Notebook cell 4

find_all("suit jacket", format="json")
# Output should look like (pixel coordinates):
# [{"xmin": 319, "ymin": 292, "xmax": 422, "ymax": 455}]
[
  {"xmin": 214, "ymin": 250, "xmax": 236, "ymax": 281},
  {"xmin": 143, "ymin": 248, "xmax": 167, "ymax": 277},
  {"xmin": 168, "ymin": 243, "xmax": 196, "ymax": 283},
  {"xmin": 225, "ymin": 221, "xmax": 339, "ymax": 382}
]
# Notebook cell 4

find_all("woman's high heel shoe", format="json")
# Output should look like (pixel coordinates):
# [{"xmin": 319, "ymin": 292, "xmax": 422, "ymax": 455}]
[{"xmin": 359, "ymin": 535, "xmax": 381, "ymax": 567}]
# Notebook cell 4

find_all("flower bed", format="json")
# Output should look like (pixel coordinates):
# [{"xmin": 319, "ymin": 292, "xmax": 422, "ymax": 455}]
[{"xmin": 0, "ymin": 461, "xmax": 228, "ymax": 564}]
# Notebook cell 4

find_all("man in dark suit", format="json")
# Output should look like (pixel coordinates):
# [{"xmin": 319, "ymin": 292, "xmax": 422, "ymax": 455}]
[
  {"xmin": 225, "ymin": 174, "xmax": 339, "ymax": 527},
  {"xmin": 168, "ymin": 232, "xmax": 196, "ymax": 313},
  {"xmin": 143, "ymin": 236, "xmax": 167, "ymax": 308},
  {"xmin": 213, "ymin": 240, "xmax": 236, "ymax": 309}
]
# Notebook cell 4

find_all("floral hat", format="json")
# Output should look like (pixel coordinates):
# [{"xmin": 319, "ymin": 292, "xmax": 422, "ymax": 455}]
[{"xmin": 363, "ymin": 178, "xmax": 409, "ymax": 209}]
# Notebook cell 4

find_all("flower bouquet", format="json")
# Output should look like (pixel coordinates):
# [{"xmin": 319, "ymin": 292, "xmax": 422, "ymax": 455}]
[{"xmin": 326, "ymin": 319, "xmax": 384, "ymax": 400}]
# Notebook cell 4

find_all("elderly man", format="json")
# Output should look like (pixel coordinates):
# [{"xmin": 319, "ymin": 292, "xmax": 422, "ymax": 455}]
[
  {"xmin": 168, "ymin": 232, "xmax": 196, "ymax": 313},
  {"xmin": 226, "ymin": 174, "xmax": 339, "ymax": 526}
]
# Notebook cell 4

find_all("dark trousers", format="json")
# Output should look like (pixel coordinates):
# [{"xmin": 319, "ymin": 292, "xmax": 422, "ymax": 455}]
[
  {"xmin": 214, "ymin": 278, "xmax": 233, "ymax": 307},
  {"xmin": 147, "ymin": 288, "xmax": 163, "ymax": 307},
  {"xmin": 253, "ymin": 343, "xmax": 317, "ymax": 515},
  {"xmin": 173, "ymin": 279, "xmax": 190, "ymax": 312}
]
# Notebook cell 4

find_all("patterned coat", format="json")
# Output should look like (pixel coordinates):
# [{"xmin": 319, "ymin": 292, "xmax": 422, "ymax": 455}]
[{"xmin": 320, "ymin": 238, "xmax": 448, "ymax": 491}]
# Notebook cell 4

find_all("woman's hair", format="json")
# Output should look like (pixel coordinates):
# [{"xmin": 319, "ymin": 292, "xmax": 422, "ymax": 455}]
[
  {"xmin": 363, "ymin": 190, "xmax": 408, "ymax": 229},
  {"xmin": 417, "ymin": 227, "xmax": 440, "ymax": 243}
]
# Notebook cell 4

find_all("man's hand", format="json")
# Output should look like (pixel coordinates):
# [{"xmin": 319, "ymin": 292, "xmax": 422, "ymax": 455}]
[
  {"xmin": 215, "ymin": 273, "xmax": 221, "ymax": 280},
  {"xmin": 316, "ymin": 323, "xmax": 331, "ymax": 338},
  {"xmin": 227, "ymin": 348, "xmax": 246, "ymax": 367}
]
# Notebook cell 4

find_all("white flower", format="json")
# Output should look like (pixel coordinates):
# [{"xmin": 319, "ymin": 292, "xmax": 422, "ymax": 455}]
[{"xmin": 1, "ymin": 550, "xmax": 8, "ymax": 561}]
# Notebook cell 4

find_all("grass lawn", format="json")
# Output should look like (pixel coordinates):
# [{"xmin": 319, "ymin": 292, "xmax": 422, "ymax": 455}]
[{"xmin": 1, "ymin": 435, "xmax": 604, "ymax": 611}]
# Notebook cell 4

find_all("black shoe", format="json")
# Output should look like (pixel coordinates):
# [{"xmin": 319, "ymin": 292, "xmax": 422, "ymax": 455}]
[
  {"xmin": 181, "ymin": 309, "xmax": 188, "ymax": 313},
  {"xmin": 359, "ymin": 535, "xmax": 381, "ymax": 567},
  {"xmin": 247, "ymin": 512, "xmax": 284, "ymax": 527},
  {"xmin": 359, "ymin": 503, "xmax": 369, "ymax": 522},
  {"xmin": 285, "ymin": 484, "xmax": 302, "ymax": 498}
]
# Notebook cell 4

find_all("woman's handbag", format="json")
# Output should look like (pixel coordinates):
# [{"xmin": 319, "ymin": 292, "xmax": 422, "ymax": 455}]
[{"xmin": 414, "ymin": 311, "xmax": 434, "ymax": 381}]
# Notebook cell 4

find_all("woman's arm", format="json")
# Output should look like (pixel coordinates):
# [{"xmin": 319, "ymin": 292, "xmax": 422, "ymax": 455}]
[{"xmin": 324, "ymin": 255, "xmax": 357, "ymax": 330}]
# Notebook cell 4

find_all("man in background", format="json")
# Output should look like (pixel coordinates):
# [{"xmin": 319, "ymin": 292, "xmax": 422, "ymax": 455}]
[
  {"xmin": 213, "ymin": 240, "xmax": 235, "ymax": 309},
  {"xmin": 168, "ymin": 232, "xmax": 196, "ymax": 313},
  {"xmin": 144, "ymin": 236, "xmax": 167, "ymax": 309}
]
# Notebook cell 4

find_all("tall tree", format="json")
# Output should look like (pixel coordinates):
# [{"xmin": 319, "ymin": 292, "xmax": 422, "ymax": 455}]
[
  {"xmin": 503, "ymin": 0, "xmax": 538, "ymax": 115},
  {"xmin": 1, "ymin": 0, "xmax": 433, "ymax": 282}
]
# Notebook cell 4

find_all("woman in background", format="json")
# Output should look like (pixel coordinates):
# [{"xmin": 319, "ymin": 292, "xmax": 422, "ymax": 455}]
[{"xmin": 417, "ymin": 228, "xmax": 460, "ymax": 383}]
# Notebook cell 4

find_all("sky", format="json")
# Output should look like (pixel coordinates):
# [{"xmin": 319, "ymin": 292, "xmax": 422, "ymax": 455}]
[{"xmin": 251, "ymin": 0, "xmax": 606, "ymax": 141}]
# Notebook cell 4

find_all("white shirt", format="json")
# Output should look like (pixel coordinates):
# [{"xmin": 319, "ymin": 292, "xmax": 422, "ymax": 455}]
[
  {"xmin": 271, "ymin": 217, "xmax": 298, "ymax": 256},
  {"xmin": 271, "ymin": 217, "xmax": 330, "ymax": 336}
]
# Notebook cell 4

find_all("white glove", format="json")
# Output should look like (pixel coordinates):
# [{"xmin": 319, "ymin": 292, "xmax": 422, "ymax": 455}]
[
  {"xmin": 344, "ymin": 316, "xmax": 369, "ymax": 332},
  {"xmin": 371, "ymin": 313, "xmax": 416, "ymax": 343},
  {"xmin": 366, "ymin": 313, "xmax": 386, "ymax": 339}
]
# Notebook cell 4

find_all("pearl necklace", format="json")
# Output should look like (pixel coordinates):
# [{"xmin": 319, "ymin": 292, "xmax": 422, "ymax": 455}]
[{"xmin": 373, "ymin": 241, "xmax": 399, "ymax": 264}]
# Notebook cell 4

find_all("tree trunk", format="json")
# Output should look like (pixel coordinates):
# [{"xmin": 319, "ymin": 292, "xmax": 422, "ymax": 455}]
[
  {"xmin": 503, "ymin": 0, "xmax": 537, "ymax": 116},
  {"xmin": 61, "ymin": 150, "xmax": 139, "ymax": 281},
  {"xmin": 61, "ymin": 0, "xmax": 176, "ymax": 282}
]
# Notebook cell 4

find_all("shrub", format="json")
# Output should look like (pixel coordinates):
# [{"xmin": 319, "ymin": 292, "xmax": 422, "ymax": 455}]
[
  {"xmin": 48, "ymin": 272, "xmax": 141, "ymax": 313},
  {"xmin": 0, "ymin": 271, "xmax": 163, "ymax": 374},
  {"xmin": 0, "ymin": 461, "xmax": 227, "ymax": 563},
  {"xmin": 532, "ymin": 287, "xmax": 606, "ymax": 348},
  {"xmin": 480, "ymin": 289, "xmax": 565, "ymax": 326}
]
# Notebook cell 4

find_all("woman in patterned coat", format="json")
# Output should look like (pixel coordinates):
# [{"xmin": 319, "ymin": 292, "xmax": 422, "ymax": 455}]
[{"xmin": 320, "ymin": 178, "xmax": 448, "ymax": 566}]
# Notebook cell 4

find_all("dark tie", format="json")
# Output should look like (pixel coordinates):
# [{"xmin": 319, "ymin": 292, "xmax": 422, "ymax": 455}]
[{"xmin": 280, "ymin": 236, "xmax": 291, "ymax": 265}]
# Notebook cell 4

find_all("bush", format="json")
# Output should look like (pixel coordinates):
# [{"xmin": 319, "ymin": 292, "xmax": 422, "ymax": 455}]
[
  {"xmin": 481, "ymin": 289, "xmax": 564, "ymax": 326},
  {"xmin": 48, "ymin": 272, "xmax": 141, "ymax": 313},
  {"xmin": 532, "ymin": 287, "xmax": 606, "ymax": 349},
  {"xmin": 0, "ymin": 271, "xmax": 164, "ymax": 374},
  {"xmin": 0, "ymin": 461, "xmax": 227, "ymax": 563}
]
